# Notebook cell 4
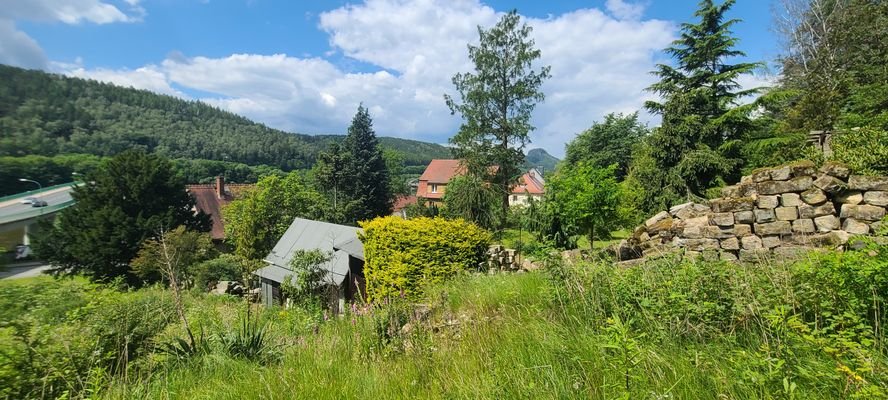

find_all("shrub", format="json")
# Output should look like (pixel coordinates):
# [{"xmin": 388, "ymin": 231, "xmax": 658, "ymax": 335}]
[
  {"xmin": 192, "ymin": 254, "xmax": 244, "ymax": 290},
  {"xmin": 830, "ymin": 126, "xmax": 888, "ymax": 175},
  {"xmin": 359, "ymin": 216, "xmax": 492, "ymax": 302},
  {"xmin": 218, "ymin": 313, "xmax": 277, "ymax": 364}
]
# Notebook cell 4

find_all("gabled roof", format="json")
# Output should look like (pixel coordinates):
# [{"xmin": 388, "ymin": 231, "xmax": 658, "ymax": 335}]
[
  {"xmin": 256, "ymin": 218, "xmax": 363, "ymax": 286},
  {"xmin": 512, "ymin": 169, "xmax": 545, "ymax": 195},
  {"xmin": 392, "ymin": 195, "xmax": 417, "ymax": 212},
  {"xmin": 186, "ymin": 183, "xmax": 254, "ymax": 240},
  {"xmin": 418, "ymin": 159, "xmax": 464, "ymax": 183}
]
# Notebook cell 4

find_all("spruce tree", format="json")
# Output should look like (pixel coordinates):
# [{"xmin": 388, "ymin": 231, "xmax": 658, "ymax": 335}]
[
  {"xmin": 340, "ymin": 105, "xmax": 392, "ymax": 223},
  {"xmin": 33, "ymin": 149, "xmax": 210, "ymax": 284},
  {"xmin": 629, "ymin": 0, "xmax": 759, "ymax": 212}
]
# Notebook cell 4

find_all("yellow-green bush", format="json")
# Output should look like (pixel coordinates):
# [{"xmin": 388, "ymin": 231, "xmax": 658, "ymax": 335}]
[{"xmin": 359, "ymin": 216, "xmax": 492, "ymax": 302}]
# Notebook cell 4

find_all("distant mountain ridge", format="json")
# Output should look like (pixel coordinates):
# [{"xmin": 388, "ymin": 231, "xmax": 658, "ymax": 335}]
[{"xmin": 0, "ymin": 64, "xmax": 452, "ymax": 169}]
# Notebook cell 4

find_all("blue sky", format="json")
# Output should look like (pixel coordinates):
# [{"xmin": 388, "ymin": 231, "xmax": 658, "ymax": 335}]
[{"xmin": 1, "ymin": 0, "xmax": 780, "ymax": 156}]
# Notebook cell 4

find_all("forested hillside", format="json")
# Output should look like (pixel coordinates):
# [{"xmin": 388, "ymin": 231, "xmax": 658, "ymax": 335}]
[
  {"xmin": 0, "ymin": 64, "xmax": 451, "ymax": 170},
  {"xmin": 524, "ymin": 148, "xmax": 559, "ymax": 172}
]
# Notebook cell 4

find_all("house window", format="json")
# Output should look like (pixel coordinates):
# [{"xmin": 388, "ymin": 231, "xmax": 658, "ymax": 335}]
[
  {"xmin": 430, "ymin": 184, "xmax": 438, "ymax": 193},
  {"xmin": 512, "ymin": 195, "xmax": 518, "ymax": 201}
]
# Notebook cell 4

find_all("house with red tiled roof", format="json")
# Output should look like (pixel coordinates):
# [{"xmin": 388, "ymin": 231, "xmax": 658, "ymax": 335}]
[
  {"xmin": 415, "ymin": 159, "xmax": 465, "ymax": 205},
  {"xmin": 186, "ymin": 176, "xmax": 254, "ymax": 241},
  {"xmin": 509, "ymin": 168, "xmax": 546, "ymax": 206},
  {"xmin": 391, "ymin": 195, "xmax": 417, "ymax": 218},
  {"xmin": 416, "ymin": 159, "xmax": 544, "ymax": 207}
]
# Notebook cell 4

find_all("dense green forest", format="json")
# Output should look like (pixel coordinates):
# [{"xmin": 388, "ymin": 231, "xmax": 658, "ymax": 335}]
[{"xmin": 0, "ymin": 64, "xmax": 452, "ymax": 170}]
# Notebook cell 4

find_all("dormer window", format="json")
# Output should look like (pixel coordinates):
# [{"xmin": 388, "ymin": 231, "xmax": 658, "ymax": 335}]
[{"xmin": 430, "ymin": 184, "xmax": 438, "ymax": 193}]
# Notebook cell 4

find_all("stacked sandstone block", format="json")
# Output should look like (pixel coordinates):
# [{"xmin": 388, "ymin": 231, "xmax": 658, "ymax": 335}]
[
  {"xmin": 621, "ymin": 161, "xmax": 887, "ymax": 262},
  {"xmin": 486, "ymin": 245, "xmax": 520, "ymax": 271}
]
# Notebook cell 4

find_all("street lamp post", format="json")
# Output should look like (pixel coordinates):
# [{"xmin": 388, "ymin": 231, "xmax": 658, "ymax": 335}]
[
  {"xmin": 18, "ymin": 178, "xmax": 44, "ymax": 210},
  {"xmin": 18, "ymin": 178, "xmax": 42, "ymax": 192}
]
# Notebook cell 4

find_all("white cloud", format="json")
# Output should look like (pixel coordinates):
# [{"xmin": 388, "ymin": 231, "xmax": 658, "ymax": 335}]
[
  {"xmin": 0, "ymin": 1, "xmax": 143, "ymax": 69},
  {"xmin": 0, "ymin": 0, "xmax": 139, "ymax": 24},
  {"xmin": 57, "ymin": 0, "xmax": 677, "ymax": 157},
  {"xmin": 0, "ymin": 20, "xmax": 48, "ymax": 68},
  {"xmin": 65, "ymin": 65, "xmax": 186, "ymax": 97},
  {"xmin": 605, "ymin": 0, "xmax": 646, "ymax": 20}
]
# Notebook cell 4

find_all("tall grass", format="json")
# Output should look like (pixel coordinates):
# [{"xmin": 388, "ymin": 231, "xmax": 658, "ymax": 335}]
[
  {"xmin": 4, "ymin": 239, "xmax": 887, "ymax": 399},
  {"xmin": 105, "ymin": 237, "xmax": 888, "ymax": 399}
]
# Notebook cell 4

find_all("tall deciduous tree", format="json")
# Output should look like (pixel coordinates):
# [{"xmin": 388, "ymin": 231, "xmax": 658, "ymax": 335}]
[
  {"xmin": 34, "ymin": 150, "xmax": 210, "ymax": 284},
  {"xmin": 629, "ymin": 0, "xmax": 759, "ymax": 212},
  {"xmin": 223, "ymin": 172, "xmax": 324, "ymax": 260},
  {"xmin": 564, "ymin": 113, "xmax": 648, "ymax": 179},
  {"xmin": 774, "ymin": 0, "xmax": 888, "ymax": 131},
  {"xmin": 445, "ymin": 10, "xmax": 551, "ymax": 226}
]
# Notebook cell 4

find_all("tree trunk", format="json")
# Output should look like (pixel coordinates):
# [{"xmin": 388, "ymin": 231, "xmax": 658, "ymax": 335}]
[{"xmin": 589, "ymin": 222, "xmax": 595, "ymax": 250}]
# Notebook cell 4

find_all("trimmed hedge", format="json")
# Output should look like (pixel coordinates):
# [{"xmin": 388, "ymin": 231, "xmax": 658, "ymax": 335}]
[{"xmin": 359, "ymin": 216, "xmax": 492, "ymax": 302}]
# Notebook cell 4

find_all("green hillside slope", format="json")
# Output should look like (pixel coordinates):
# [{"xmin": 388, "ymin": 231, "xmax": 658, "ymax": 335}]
[{"xmin": 0, "ymin": 64, "xmax": 451, "ymax": 169}]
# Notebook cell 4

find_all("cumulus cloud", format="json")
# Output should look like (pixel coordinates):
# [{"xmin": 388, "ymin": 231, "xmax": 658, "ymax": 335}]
[
  {"xmin": 0, "ymin": 0, "xmax": 139, "ymax": 24},
  {"xmin": 65, "ymin": 65, "xmax": 186, "ymax": 97},
  {"xmin": 59, "ymin": 0, "xmax": 677, "ymax": 156},
  {"xmin": 0, "ymin": 20, "xmax": 48, "ymax": 68},
  {"xmin": 1, "ymin": 0, "xmax": 143, "ymax": 69},
  {"xmin": 605, "ymin": 0, "xmax": 646, "ymax": 20}
]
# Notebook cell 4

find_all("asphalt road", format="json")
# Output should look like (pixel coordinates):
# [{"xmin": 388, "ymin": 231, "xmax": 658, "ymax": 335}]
[
  {"xmin": 0, "ymin": 262, "xmax": 51, "ymax": 280},
  {"xmin": 0, "ymin": 186, "xmax": 76, "ymax": 220}
]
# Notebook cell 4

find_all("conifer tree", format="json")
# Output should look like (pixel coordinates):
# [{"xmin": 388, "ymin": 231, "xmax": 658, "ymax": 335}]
[
  {"xmin": 34, "ymin": 150, "xmax": 210, "ymax": 284},
  {"xmin": 315, "ymin": 105, "xmax": 392, "ymax": 224},
  {"xmin": 629, "ymin": 0, "xmax": 759, "ymax": 212},
  {"xmin": 446, "ymin": 10, "xmax": 551, "ymax": 226},
  {"xmin": 341, "ymin": 105, "xmax": 392, "ymax": 222}
]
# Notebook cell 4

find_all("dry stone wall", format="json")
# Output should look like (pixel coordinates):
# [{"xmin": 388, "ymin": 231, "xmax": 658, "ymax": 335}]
[{"xmin": 620, "ymin": 161, "xmax": 887, "ymax": 262}]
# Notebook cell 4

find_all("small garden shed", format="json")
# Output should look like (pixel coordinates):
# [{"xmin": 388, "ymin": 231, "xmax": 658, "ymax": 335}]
[{"xmin": 253, "ymin": 218, "xmax": 365, "ymax": 310}]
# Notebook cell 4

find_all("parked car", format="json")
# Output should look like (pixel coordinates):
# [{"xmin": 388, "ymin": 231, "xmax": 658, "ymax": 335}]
[
  {"xmin": 31, "ymin": 200, "xmax": 48, "ymax": 207},
  {"xmin": 19, "ymin": 196, "xmax": 37, "ymax": 204}
]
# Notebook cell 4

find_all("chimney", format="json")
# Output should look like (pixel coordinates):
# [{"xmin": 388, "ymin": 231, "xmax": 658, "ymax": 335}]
[{"xmin": 215, "ymin": 175, "xmax": 225, "ymax": 199}]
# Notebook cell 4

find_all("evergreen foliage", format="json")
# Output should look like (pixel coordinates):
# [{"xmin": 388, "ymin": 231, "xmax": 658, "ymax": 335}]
[
  {"xmin": 341, "ymin": 105, "xmax": 393, "ymax": 222},
  {"xmin": 446, "ymin": 11, "xmax": 551, "ymax": 224},
  {"xmin": 314, "ymin": 106, "xmax": 392, "ymax": 224},
  {"xmin": 32, "ymin": 150, "xmax": 211, "ymax": 284},
  {"xmin": 629, "ymin": 0, "xmax": 759, "ymax": 212},
  {"xmin": 442, "ymin": 174, "xmax": 501, "ymax": 230}
]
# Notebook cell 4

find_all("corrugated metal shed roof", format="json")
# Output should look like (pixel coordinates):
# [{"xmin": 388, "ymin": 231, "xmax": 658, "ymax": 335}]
[{"xmin": 258, "ymin": 217, "xmax": 363, "ymax": 286}]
